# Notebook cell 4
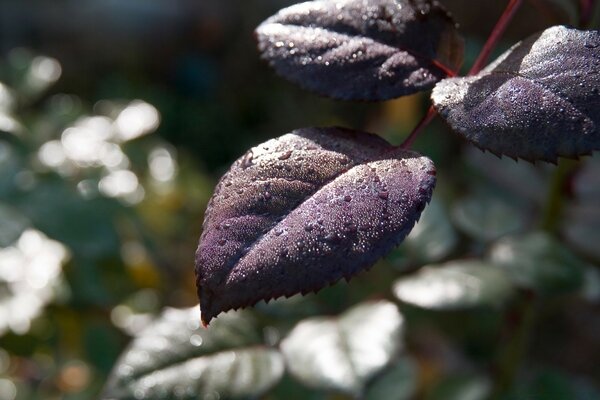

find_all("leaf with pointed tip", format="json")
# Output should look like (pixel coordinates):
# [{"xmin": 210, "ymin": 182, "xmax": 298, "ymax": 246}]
[
  {"xmin": 102, "ymin": 307, "xmax": 284, "ymax": 400},
  {"xmin": 432, "ymin": 26, "xmax": 600, "ymax": 162},
  {"xmin": 196, "ymin": 127, "xmax": 436, "ymax": 325},
  {"xmin": 280, "ymin": 301, "xmax": 404, "ymax": 395},
  {"xmin": 256, "ymin": 0, "xmax": 463, "ymax": 101},
  {"xmin": 393, "ymin": 261, "xmax": 514, "ymax": 310}
]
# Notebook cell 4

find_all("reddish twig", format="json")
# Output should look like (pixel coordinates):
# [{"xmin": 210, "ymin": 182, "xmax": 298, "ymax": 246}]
[
  {"xmin": 400, "ymin": 105, "xmax": 438, "ymax": 149},
  {"xmin": 469, "ymin": 0, "xmax": 524, "ymax": 75}
]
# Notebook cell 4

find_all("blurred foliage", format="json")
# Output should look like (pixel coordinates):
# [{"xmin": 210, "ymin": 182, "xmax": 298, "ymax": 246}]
[{"xmin": 0, "ymin": 1, "xmax": 599, "ymax": 399}]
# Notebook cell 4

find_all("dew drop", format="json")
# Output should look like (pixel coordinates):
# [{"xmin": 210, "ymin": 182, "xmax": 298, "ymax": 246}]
[
  {"xmin": 378, "ymin": 191, "xmax": 389, "ymax": 200},
  {"xmin": 278, "ymin": 150, "xmax": 293, "ymax": 160},
  {"xmin": 344, "ymin": 195, "xmax": 352, "ymax": 202}
]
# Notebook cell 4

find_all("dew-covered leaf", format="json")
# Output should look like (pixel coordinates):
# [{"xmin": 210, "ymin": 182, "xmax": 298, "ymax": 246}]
[
  {"xmin": 393, "ymin": 261, "xmax": 514, "ymax": 310},
  {"xmin": 103, "ymin": 306, "xmax": 284, "ymax": 400},
  {"xmin": 280, "ymin": 301, "xmax": 404, "ymax": 395},
  {"xmin": 256, "ymin": 0, "xmax": 463, "ymax": 101},
  {"xmin": 432, "ymin": 26, "xmax": 600, "ymax": 162},
  {"xmin": 489, "ymin": 232, "xmax": 585, "ymax": 295},
  {"xmin": 364, "ymin": 357, "xmax": 418, "ymax": 400},
  {"xmin": 196, "ymin": 127, "xmax": 436, "ymax": 325},
  {"xmin": 451, "ymin": 192, "xmax": 523, "ymax": 242}
]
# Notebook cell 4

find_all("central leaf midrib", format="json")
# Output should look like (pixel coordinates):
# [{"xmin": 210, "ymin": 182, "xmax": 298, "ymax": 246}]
[{"xmin": 225, "ymin": 150, "xmax": 390, "ymax": 282}]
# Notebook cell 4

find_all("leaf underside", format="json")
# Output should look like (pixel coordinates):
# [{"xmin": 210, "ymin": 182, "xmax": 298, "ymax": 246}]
[
  {"xmin": 256, "ymin": 0, "xmax": 463, "ymax": 101},
  {"xmin": 196, "ymin": 127, "xmax": 436, "ymax": 325},
  {"xmin": 432, "ymin": 25, "xmax": 600, "ymax": 163}
]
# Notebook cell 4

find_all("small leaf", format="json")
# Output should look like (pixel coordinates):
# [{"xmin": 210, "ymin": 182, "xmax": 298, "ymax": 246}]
[
  {"xmin": 103, "ymin": 307, "xmax": 284, "ymax": 400},
  {"xmin": 451, "ymin": 192, "xmax": 523, "ymax": 242},
  {"xmin": 256, "ymin": 0, "xmax": 463, "ymax": 101},
  {"xmin": 365, "ymin": 357, "xmax": 418, "ymax": 400},
  {"xmin": 196, "ymin": 127, "xmax": 436, "ymax": 325},
  {"xmin": 432, "ymin": 26, "xmax": 600, "ymax": 162},
  {"xmin": 393, "ymin": 261, "xmax": 514, "ymax": 310},
  {"xmin": 401, "ymin": 196, "xmax": 458, "ymax": 264},
  {"xmin": 489, "ymin": 232, "xmax": 585, "ymax": 295},
  {"xmin": 280, "ymin": 301, "xmax": 404, "ymax": 395}
]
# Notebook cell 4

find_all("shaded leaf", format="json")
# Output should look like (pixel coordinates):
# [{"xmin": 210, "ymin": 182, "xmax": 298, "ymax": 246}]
[
  {"xmin": 365, "ymin": 357, "xmax": 418, "ymax": 400},
  {"xmin": 401, "ymin": 196, "xmax": 458, "ymax": 264},
  {"xmin": 280, "ymin": 301, "xmax": 404, "ymax": 395},
  {"xmin": 489, "ymin": 232, "xmax": 585, "ymax": 295},
  {"xmin": 425, "ymin": 375, "xmax": 491, "ymax": 400},
  {"xmin": 0, "ymin": 203, "xmax": 29, "ymax": 247},
  {"xmin": 393, "ymin": 261, "xmax": 514, "ymax": 310},
  {"xmin": 563, "ymin": 203, "xmax": 600, "ymax": 262},
  {"xmin": 451, "ymin": 192, "xmax": 523, "ymax": 242},
  {"xmin": 432, "ymin": 26, "xmax": 600, "ymax": 162},
  {"xmin": 196, "ymin": 127, "xmax": 436, "ymax": 325},
  {"xmin": 103, "ymin": 306, "xmax": 284, "ymax": 400},
  {"xmin": 256, "ymin": 0, "xmax": 463, "ymax": 101}
]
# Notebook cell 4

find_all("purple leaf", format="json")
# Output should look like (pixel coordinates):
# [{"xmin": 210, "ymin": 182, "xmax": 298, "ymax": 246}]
[
  {"xmin": 196, "ymin": 127, "xmax": 436, "ymax": 325},
  {"xmin": 432, "ymin": 26, "xmax": 600, "ymax": 162},
  {"xmin": 256, "ymin": 0, "xmax": 463, "ymax": 101}
]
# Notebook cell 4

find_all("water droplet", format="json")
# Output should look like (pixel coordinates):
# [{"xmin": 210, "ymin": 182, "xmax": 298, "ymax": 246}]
[
  {"xmin": 218, "ymin": 239, "xmax": 227, "ymax": 246},
  {"xmin": 278, "ymin": 150, "xmax": 292, "ymax": 160},
  {"xmin": 344, "ymin": 195, "xmax": 352, "ymax": 202},
  {"xmin": 378, "ymin": 191, "xmax": 389, "ymax": 200},
  {"xmin": 264, "ymin": 192, "xmax": 272, "ymax": 200}
]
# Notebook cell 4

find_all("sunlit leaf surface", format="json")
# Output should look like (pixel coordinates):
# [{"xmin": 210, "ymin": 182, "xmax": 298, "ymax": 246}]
[
  {"xmin": 256, "ymin": 0, "xmax": 463, "ymax": 100},
  {"xmin": 280, "ymin": 301, "xmax": 403, "ymax": 395},
  {"xmin": 103, "ymin": 307, "xmax": 284, "ymax": 400},
  {"xmin": 433, "ymin": 26, "xmax": 600, "ymax": 162},
  {"xmin": 393, "ymin": 261, "xmax": 514, "ymax": 310},
  {"xmin": 196, "ymin": 127, "xmax": 435, "ymax": 325}
]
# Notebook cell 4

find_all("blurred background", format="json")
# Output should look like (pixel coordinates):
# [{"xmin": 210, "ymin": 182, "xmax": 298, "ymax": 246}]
[{"xmin": 0, "ymin": 0, "xmax": 599, "ymax": 399}]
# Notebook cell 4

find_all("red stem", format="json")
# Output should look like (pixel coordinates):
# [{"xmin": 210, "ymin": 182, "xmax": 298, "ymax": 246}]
[
  {"xmin": 468, "ymin": 0, "xmax": 524, "ymax": 76},
  {"xmin": 399, "ymin": 0, "xmax": 523, "ymax": 149},
  {"xmin": 400, "ymin": 105, "xmax": 437, "ymax": 149}
]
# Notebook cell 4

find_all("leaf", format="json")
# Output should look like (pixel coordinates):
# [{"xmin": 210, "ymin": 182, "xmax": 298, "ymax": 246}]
[
  {"xmin": 0, "ymin": 202, "xmax": 29, "ymax": 247},
  {"xmin": 393, "ymin": 260, "xmax": 514, "ymax": 310},
  {"xmin": 364, "ymin": 357, "xmax": 418, "ymax": 400},
  {"xmin": 103, "ymin": 307, "xmax": 284, "ymax": 400},
  {"xmin": 451, "ymin": 192, "xmax": 523, "ymax": 242},
  {"xmin": 401, "ymin": 196, "xmax": 458, "ymax": 264},
  {"xmin": 432, "ymin": 26, "xmax": 600, "ymax": 162},
  {"xmin": 256, "ymin": 0, "xmax": 463, "ymax": 101},
  {"xmin": 489, "ymin": 232, "xmax": 585, "ymax": 295},
  {"xmin": 563, "ymin": 203, "xmax": 600, "ymax": 262},
  {"xmin": 196, "ymin": 127, "xmax": 436, "ymax": 325},
  {"xmin": 425, "ymin": 375, "xmax": 491, "ymax": 400},
  {"xmin": 280, "ymin": 301, "xmax": 404, "ymax": 395}
]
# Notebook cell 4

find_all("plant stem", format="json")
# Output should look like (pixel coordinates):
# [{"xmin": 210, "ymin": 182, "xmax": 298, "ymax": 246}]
[
  {"xmin": 400, "ymin": 105, "xmax": 437, "ymax": 149},
  {"xmin": 469, "ymin": 0, "xmax": 524, "ymax": 75},
  {"xmin": 540, "ymin": 159, "xmax": 579, "ymax": 233},
  {"xmin": 490, "ymin": 293, "xmax": 537, "ymax": 400},
  {"xmin": 399, "ymin": 0, "xmax": 524, "ymax": 150}
]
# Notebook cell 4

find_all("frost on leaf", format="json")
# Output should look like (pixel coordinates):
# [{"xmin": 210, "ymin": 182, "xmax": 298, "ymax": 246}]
[
  {"xmin": 432, "ymin": 26, "xmax": 600, "ymax": 162},
  {"xmin": 195, "ymin": 127, "xmax": 436, "ymax": 325},
  {"xmin": 256, "ymin": 0, "xmax": 463, "ymax": 101}
]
